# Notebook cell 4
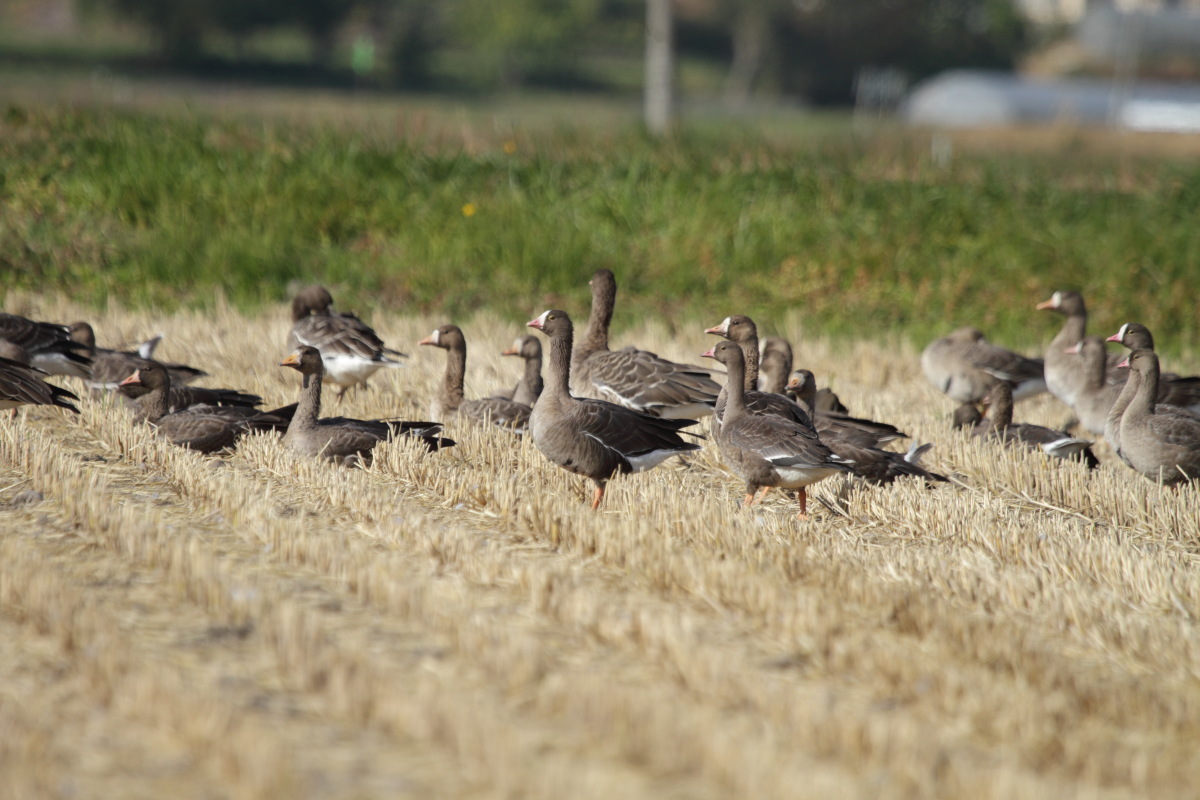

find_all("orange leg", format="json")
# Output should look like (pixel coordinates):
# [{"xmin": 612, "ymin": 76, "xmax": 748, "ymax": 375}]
[
  {"xmin": 591, "ymin": 485, "xmax": 605, "ymax": 510},
  {"xmin": 743, "ymin": 493, "xmax": 756, "ymax": 507},
  {"xmin": 795, "ymin": 488, "xmax": 810, "ymax": 521},
  {"xmin": 756, "ymin": 486, "xmax": 771, "ymax": 502}
]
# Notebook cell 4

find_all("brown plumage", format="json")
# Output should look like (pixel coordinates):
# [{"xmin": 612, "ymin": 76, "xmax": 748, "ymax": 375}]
[
  {"xmin": 702, "ymin": 341, "xmax": 852, "ymax": 519},
  {"xmin": 69, "ymin": 321, "xmax": 207, "ymax": 390},
  {"xmin": 1117, "ymin": 349, "xmax": 1200, "ymax": 485},
  {"xmin": 287, "ymin": 286, "xmax": 407, "ymax": 401},
  {"xmin": 527, "ymin": 310, "xmax": 702, "ymax": 510},
  {"xmin": 1036, "ymin": 291, "xmax": 1122, "ymax": 409},
  {"xmin": 0, "ymin": 355, "xmax": 80, "ymax": 413},
  {"xmin": 419, "ymin": 324, "xmax": 531, "ymax": 434},
  {"xmin": 119, "ymin": 381, "xmax": 267, "ymax": 422},
  {"xmin": 279, "ymin": 346, "xmax": 451, "ymax": 463},
  {"xmin": 0, "ymin": 312, "xmax": 92, "ymax": 379},
  {"xmin": 571, "ymin": 270, "xmax": 719, "ymax": 419},
  {"xmin": 119, "ymin": 365, "xmax": 285, "ymax": 453},
  {"xmin": 921, "ymin": 326, "xmax": 1045, "ymax": 404},
  {"xmin": 1106, "ymin": 322, "xmax": 1200, "ymax": 414},
  {"xmin": 500, "ymin": 335, "xmax": 543, "ymax": 407},
  {"xmin": 758, "ymin": 336, "xmax": 846, "ymax": 413},
  {"xmin": 965, "ymin": 381, "xmax": 1099, "ymax": 469}
]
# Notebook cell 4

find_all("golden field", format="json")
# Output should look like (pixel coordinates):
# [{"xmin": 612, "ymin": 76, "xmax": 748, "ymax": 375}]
[{"xmin": 1, "ymin": 294, "xmax": 1198, "ymax": 799}]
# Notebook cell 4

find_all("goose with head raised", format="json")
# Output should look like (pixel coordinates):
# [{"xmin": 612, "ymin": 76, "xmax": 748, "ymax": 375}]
[
  {"xmin": 1117, "ymin": 349, "xmax": 1200, "ymax": 485},
  {"xmin": 419, "ymin": 324, "xmax": 532, "ymax": 434}
]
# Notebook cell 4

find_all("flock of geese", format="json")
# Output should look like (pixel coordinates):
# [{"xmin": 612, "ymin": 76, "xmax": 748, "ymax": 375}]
[{"xmin": 2, "ymin": 275, "xmax": 1198, "ymax": 518}]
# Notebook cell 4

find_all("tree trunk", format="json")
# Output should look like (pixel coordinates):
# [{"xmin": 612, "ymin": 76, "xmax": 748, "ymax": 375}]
[
  {"xmin": 644, "ymin": 0, "xmax": 675, "ymax": 136},
  {"xmin": 724, "ymin": 1, "xmax": 770, "ymax": 107}
]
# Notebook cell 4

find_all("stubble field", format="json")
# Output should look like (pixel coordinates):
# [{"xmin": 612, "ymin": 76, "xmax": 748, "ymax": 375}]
[{"xmin": 1, "ymin": 294, "xmax": 1198, "ymax": 799}]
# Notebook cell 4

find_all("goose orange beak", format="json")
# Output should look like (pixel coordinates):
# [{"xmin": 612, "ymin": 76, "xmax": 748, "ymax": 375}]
[
  {"xmin": 278, "ymin": 353, "xmax": 301, "ymax": 368},
  {"xmin": 1035, "ymin": 298, "xmax": 1056, "ymax": 310}
]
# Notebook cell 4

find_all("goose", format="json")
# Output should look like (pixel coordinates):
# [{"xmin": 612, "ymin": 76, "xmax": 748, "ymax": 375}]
[
  {"xmin": 1118, "ymin": 350, "xmax": 1200, "ymax": 485},
  {"xmin": 68, "ymin": 321, "xmax": 206, "ymax": 391},
  {"xmin": 702, "ymin": 341, "xmax": 852, "ymax": 518},
  {"xmin": 964, "ymin": 380, "xmax": 1098, "ymax": 468},
  {"xmin": 0, "ymin": 356, "xmax": 80, "ymax": 413},
  {"xmin": 118, "ymin": 380, "xmax": 267, "ymax": 422},
  {"xmin": 500, "ymin": 335, "xmax": 543, "ymax": 407},
  {"xmin": 571, "ymin": 270, "xmax": 719, "ymax": 419},
  {"xmin": 119, "ymin": 364, "xmax": 287, "ymax": 453},
  {"xmin": 921, "ymin": 326, "xmax": 1045, "ymax": 404},
  {"xmin": 0, "ymin": 312, "xmax": 92, "ymax": 379},
  {"xmin": 759, "ymin": 335, "xmax": 846, "ymax": 413},
  {"xmin": 1063, "ymin": 337, "xmax": 1125, "ymax": 436},
  {"xmin": 287, "ymin": 286, "xmax": 407, "ymax": 401},
  {"xmin": 1036, "ymin": 291, "xmax": 1121, "ymax": 408},
  {"xmin": 1106, "ymin": 323, "xmax": 1200, "ymax": 414},
  {"xmin": 527, "ymin": 310, "xmax": 702, "ymax": 510},
  {"xmin": 784, "ymin": 369, "xmax": 946, "ymax": 486},
  {"xmin": 419, "ymin": 324, "xmax": 532, "ymax": 434},
  {"xmin": 279, "ymin": 346, "xmax": 451, "ymax": 463},
  {"xmin": 707, "ymin": 314, "xmax": 905, "ymax": 448}
]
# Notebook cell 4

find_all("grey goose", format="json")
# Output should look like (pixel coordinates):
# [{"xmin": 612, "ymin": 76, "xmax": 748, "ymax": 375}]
[
  {"xmin": 527, "ymin": 310, "xmax": 702, "ymax": 510},
  {"xmin": 120, "ymin": 364, "xmax": 287, "ymax": 453},
  {"xmin": 964, "ymin": 380, "xmax": 1099, "ymax": 468},
  {"xmin": 0, "ymin": 312, "xmax": 92, "ymax": 379},
  {"xmin": 419, "ymin": 324, "xmax": 532, "ymax": 434},
  {"xmin": 921, "ymin": 326, "xmax": 1045, "ymax": 404},
  {"xmin": 0, "ymin": 356, "xmax": 80, "ymax": 413},
  {"xmin": 1106, "ymin": 323, "xmax": 1200, "ymax": 414},
  {"xmin": 500, "ymin": 335, "xmax": 543, "ymax": 407},
  {"xmin": 1036, "ymin": 290, "xmax": 1122, "ymax": 408},
  {"xmin": 1117, "ymin": 350, "xmax": 1200, "ymax": 485},
  {"xmin": 571, "ymin": 270, "xmax": 719, "ymax": 419},
  {"xmin": 287, "ymin": 286, "xmax": 407, "ymax": 401},
  {"xmin": 756, "ymin": 334, "xmax": 847, "ymax": 413},
  {"xmin": 69, "ymin": 321, "xmax": 207, "ymax": 391},
  {"xmin": 702, "ymin": 341, "xmax": 852, "ymax": 518},
  {"xmin": 280, "ymin": 346, "xmax": 452, "ymax": 463}
]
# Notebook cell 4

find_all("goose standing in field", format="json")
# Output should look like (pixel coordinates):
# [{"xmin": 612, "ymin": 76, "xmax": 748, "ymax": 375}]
[
  {"xmin": 1117, "ymin": 349, "xmax": 1200, "ymax": 485},
  {"xmin": 0, "ymin": 355, "xmax": 80, "ymax": 413},
  {"xmin": 120, "ymin": 364, "xmax": 288, "ymax": 453},
  {"xmin": 69, "ymin": 321, "xmax": 207, "ymax": 391},
  {"xmin": 499, "ymin": 334, "xmax": 543, "ymax": 407},
  {"xmin": 0, "ymin": 312, "xmax": 92, "ymax": 379},
  {"xmin": 571, "ymin": 269, "xmax": 720, "ymax": 419},
  {"xmin": 758, "ymin": 335, "xmax": 846, "ymax": 413},
  {"xmin": 1106, "ymin": 323, "xmax": 1200, "ymax": 414},
  {"xmin": 785, "ymin": 369, "xmax": 947, "ymax": 486},
  {"xmin": 707, "ymin": 314, "xmax": 905, "ymax": 448},
  {"xmin": 702, "ymin": 341, "xmax": 852, "ymax": 518},
  {"xmin": 527, "ymin": 310, "xmax": 702, "ymax": 510},
  {"xmin": 921, "ymin": 326, "xmax": 1045, "ymax": 405},
  {"xmin": 280, "ymin": 346, "xmax": 451, "ymax": 463},
  {"xmin": 419, "ymin": 324, "xmax": 532, "ymax": 434},
  {"xmin": 1036, "ymin": 290, "xmax": 1122, "ymax": 408},
  {"xmin": 961, "ymin": 380, "xmax": 1099, "ymax": 469},
  {"xmin": 287, "ymin": 285, "xmax": 407, "ymax": 401}
]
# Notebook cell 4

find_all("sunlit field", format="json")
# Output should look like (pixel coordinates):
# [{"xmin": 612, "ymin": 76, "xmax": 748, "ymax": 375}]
[{"xmin": 1, "ymin": 294, "xmax": 1197, "ymax": 798}]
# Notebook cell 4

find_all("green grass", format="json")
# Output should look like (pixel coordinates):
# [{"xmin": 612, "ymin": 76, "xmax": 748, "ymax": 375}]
[{"xmin": 3, "ymin": 104, "xmax": 1200, "ymax": 354}]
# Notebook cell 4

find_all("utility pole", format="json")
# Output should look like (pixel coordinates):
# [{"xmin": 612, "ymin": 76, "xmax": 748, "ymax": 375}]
[{"xmin": 644, "ymin": 0, "xmax": 675, "ymax": 136}]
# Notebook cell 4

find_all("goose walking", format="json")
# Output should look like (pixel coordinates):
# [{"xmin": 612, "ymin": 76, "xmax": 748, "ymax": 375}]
[{"xmin": 527, "ymin": 310, "xmax": 701, "ymax": 510}]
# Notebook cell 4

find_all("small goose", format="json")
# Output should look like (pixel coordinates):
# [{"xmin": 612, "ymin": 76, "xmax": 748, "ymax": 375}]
[
  {"xmin": 287, "ymin": 286, "xmax": 407, "ymax": 401},
  {"xmin": 69, "ymin": 321, "xmax": 207, "ymax": 391},
  {"xmin": 1117, "ymin": 350, "xmax": 1200, "ymax": 485},
  {"xmin": 500, "ymin": 335, "xmax": 543, "ymax": 407},
  {"xmin": 963, "ymin": 380, "xmax": 1099, "ymax": 469},
  {"xmin": 571, "ymin": 270, "xmax": 720, "ymax": 419},
  {"xmin": 758, "ymin": 335, "xmax": 846, "ymax": 412},
  {"xmin": 527, "ymin": 310, "xmax": 701, "ymax": 510},
  {"xmin": 419, "ymin": 324, "xmax": 532, "ymax": 434},
  {"xmin": 0, "ymin": 355, "xmax": 79, "ymax": 413},
  {"xmin": 120, "ymin": 364, "xmax": 287, "ymax": 453},
  {"xmin": 702, "ymin": 340, "xmax": 852, "ymax": 519},
  {"xmin": 279, "ymin": 346, "xmax": 451, "ymax": 463}
]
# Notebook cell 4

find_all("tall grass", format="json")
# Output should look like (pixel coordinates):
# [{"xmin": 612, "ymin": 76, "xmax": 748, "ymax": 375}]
[{"xmin": 3, "ymin": 105, "xmax": 1199, "ymax": 352}]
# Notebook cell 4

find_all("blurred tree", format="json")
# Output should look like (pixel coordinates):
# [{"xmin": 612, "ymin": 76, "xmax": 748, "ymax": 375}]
[
  {"xmin": 294, "ymin": 0, "xmax": 359, "ymax": 68},
  {"xmin": 107, "ymin": 0, "xmax": 208, "ymax": 62}
]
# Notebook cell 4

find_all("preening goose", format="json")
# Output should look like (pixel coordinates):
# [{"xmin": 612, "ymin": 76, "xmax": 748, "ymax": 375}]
[
  {"xmin": 69, "ymin": 321, "xmax": 207, "ymax": 391},
  {"xmin": 1117, "ymin": 350, "xmax": 1200, "ymax": 485},
  {"xmin": 287, "ymin": 286, "xmax": 407, "ymax": 401},
  {"xmin": 0, "ymin": 312, "xmax": 92, "ymax": 379},
  {"xmin": 571, "ymin": 270, "xmax": 720, "ymax": 419},
  {"xmin": 703, "ymin": 341, "xmax": 852, "ymax": 519},
  {"xmin": 921, "ymin": 326, "xmax": 1045, "ymax": 404},
  {"xmin": 0, "ymin": 356, "xmax": 80, "ymax": 413},
  {"xmin": 527, "ymin": 310, "xmax": 702, "ymax": 510},
  {"xmin": 280, "ymin": 346, "xmax": 452, "ymax": 463},
  {"xmin": 419, "ymin": 324, "xmax": 532, "ymax": 434},
  {"xmin": 120, "ymin": 364, "xmax": 286, "ymax": 453}
]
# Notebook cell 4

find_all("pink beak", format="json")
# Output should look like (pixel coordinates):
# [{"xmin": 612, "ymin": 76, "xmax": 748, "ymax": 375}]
[
  {"xmin": 1117, "ymin": 357, "xmax": 1130, "ymax": 369},
  {"xmin": 1105, "ymin": 333, "xmax": 1122, "ymax": 343},
  {"xmin": 700, "ymin": 347, "xmax": 716, "ymax": 359},
  {"xmin": 703, "ymin": 324, "xmax": 725, "ymax": 335},
  {"xmin": 527, "ymin": 317, "xmax": 543, "ymax": 330},
  {"xmin": 1063, "ymin": 343, "xmax": 1081, "ymax": 354}
]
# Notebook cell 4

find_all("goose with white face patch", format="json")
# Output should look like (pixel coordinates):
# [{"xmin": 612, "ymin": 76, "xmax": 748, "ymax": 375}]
[{"xmin": 527, "ymin": 309, "xmax": 702, "ymax": 510}]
